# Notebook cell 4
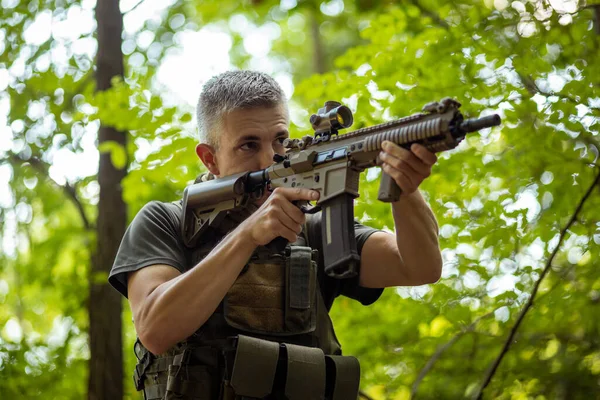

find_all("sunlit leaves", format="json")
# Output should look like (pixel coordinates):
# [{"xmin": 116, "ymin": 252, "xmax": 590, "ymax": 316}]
[
  {"xmin": 302, "ymin": 0, "xmax": 600, "ymax": 398},
  {"xmin": 2, "ymin": 0, "xmax": 600, "ymax": 398},
  {"xmin": 1, "ymin": 2, "xmax": 195, "ymax": 397},
  {"xmin": 98, "ymin": 141, "xmax": 127, "ymax": 170}
]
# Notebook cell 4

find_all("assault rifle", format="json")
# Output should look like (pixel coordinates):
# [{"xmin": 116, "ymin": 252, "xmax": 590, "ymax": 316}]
[{"xmin": 181, "ymin": 98, "xmax": 501, "ymax": 279}]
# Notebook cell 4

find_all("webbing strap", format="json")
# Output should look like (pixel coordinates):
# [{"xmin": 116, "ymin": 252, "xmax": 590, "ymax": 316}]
[
  {"xmin": 284, "ymin": 343, "xmax": 326, "ymax": 400},
  {"xmin": 134, "ymin": 352, "xmax": 154, "ymax": 391},
  {"xmin": 143, "ymin": 384, "xmax": 166, "ymax": 400},
  {"xmin": 289, "ymin": 246, "xmax": 312, "ymax": 309},
  {"xmin": 146, "ymin": 356, "xmax": 174, "ymax": 374},
  {"xmin": 137, "ymin": 356, "xmax": 174, "ymax": 394},
  {"xmin": 326, "ymin": 355, "xmax": 360, "ymax": 400},
  {"xmin": 230, "ymin": 335, "xmax": 279, "ymax": 398}
]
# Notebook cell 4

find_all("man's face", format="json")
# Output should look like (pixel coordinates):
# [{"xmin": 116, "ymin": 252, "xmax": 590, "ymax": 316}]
[{"xmin": 213, "ymin": 104, "xmax": 289, "ymax": 177}]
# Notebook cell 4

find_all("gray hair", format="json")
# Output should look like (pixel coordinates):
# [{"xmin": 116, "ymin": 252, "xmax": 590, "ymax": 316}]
[{"xmin": 196, "ymin": 70, "xmax": 288, "ymax": 148}]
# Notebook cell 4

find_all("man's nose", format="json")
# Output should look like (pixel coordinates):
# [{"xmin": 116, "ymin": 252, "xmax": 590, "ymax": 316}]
[{"xmin": 259, "ymin": 148, "xmax": 276, "ymax": 170}]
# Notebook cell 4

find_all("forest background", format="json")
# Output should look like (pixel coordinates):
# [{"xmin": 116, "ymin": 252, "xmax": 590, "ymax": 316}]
[{"xmin": 1, "ymin": 0, "xmax": 599, "ymax": 399}]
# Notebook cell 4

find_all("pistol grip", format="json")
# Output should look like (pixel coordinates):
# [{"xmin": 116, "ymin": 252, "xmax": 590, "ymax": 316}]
[
  {"xmin": 265, "ymin": 237, "xmax": 288, "ymax": 254},
  {"xmin": 377, "ymin": 171, "xmax": 402, "ymax": 202},
  {"xmin": 321, "ymin": 193, "xmax": 360, "ymax": 279}
]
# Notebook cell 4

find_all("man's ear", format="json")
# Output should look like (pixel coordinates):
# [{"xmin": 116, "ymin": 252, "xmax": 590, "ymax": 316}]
[{"xmin": 196, "ymin": 144, "xmax": 220, "ymax": 176}]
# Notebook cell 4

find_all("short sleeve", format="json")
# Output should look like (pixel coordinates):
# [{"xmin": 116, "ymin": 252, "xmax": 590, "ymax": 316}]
[
  {"xmin": 307, "ymin": 213, "xmax": 385, "ymax": 308},
  {"xmin": 108, "ymin": 201, "xmax": 188, "ymax": 298},
  {"xmin": 337, "ymin": 221, "xmax": 384, "ymax": 305}
]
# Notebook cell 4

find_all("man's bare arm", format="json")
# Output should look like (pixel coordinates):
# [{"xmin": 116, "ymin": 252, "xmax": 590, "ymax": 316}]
[
  {"xmin": 128, "ymin": 230, "xmax": 256, "ymax": 355},
  {"xmin": 127, "ymin": 187, "xmax": 319, "ymax": 355},
  {"xmin": 358, "ymin": 141, "xmax": 442, "ymax": 288},
  {"xmin": 359, "ymin": 191, "xmax": 442, "ymax": 288}
]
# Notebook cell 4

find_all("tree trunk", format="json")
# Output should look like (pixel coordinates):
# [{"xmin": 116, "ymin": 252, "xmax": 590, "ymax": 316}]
[{"xmin": 89, "ymin": 0, "xmax": 126, "ymax": 399}]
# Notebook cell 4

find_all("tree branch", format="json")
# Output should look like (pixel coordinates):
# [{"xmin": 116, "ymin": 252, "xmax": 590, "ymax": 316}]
[
  {"xmin": 409, "ymin": 0, "xmax": 450, "ymax": 29},
  {"xmin": 123, "ymin": 0, "xmax": 145, "ymax": 14},
  {"xmin": 6, "ymin": 153, "xmax": 93, "ymax": 231},
  {"xmin": 411, "ymin": 311, "xmax": 495, "ymax": 399},
  {"xmin": 472, "ymin": 168, "xmax": 600, "ymax": 399},
  {"xmin": 590, "ymin": 4, "xmax": 600, "ymax": 35},
  {"xmin": 516, "ymin": 72, "xmax": 600, "ymax": 112}
]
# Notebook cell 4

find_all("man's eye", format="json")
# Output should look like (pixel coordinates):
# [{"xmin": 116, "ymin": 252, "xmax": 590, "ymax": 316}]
[
  {"xmin": 275, "ymin": 137, "xmax": 287, "ymax": 145},
  {"xmin": 240, "ymin": 142, "xmax": 258, "ymax": 151}
]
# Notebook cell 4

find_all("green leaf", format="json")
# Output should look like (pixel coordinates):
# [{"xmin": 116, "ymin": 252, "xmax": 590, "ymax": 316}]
[{"xmin": 98, "ymin": 140, "xmax": 127, "ymax": 170}]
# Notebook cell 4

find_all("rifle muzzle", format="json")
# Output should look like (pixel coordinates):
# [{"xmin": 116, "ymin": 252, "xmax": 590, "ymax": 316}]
[{"xmin": 459, "ymin": 114, "xmax": 501, "ymax": 133}]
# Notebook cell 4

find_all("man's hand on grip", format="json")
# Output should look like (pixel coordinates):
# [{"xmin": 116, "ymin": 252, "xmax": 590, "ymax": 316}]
[
  {"xmin": 379, "ymin": 141, "xmax": 438, "ymax": 195},
  {"xmin": 240, "ymin": 187, "xmax": 320, "ymax": 246}
]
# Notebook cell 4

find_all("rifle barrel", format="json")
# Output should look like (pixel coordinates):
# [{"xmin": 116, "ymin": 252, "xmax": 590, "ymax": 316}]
[{"xmin": 459, "ymin": 114, "xmax": 501, "ymax": 133}]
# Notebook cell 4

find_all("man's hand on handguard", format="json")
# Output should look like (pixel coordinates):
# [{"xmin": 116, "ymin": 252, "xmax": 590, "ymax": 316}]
[
  {"xmin": 357, "ymin": 140, "xmax": 442, "ymax": 288},
  {"xmin": 239, "ymin": 187, "xmax": 320, "ymax": 246},
  {"xmin": 378, "ymin": 141, "xmax": 438, "ymax": 194}
]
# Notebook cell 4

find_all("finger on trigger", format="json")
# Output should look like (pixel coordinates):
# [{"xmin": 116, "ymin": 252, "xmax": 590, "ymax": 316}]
[
  {"xmin": 305, "ymin": 189, "xmax": 319, "ymax": 200},
  {"xmin": 280, "ymin": 187, "xmax": 319, "ymax": 201}
]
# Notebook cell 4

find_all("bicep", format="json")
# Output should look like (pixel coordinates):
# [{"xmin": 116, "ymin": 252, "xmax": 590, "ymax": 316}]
[
  {"xmin": 359, "ymin": 231, "xmax": 406, "ymax": 288},
  {"xmin": 127, "ymin": 264, "xmax": 182, "ymax": 321}
]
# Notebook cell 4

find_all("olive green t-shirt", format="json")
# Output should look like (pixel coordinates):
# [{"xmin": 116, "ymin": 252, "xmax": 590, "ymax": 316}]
[{"xmin": 108, "ymin": 200, "xmax": 384, "ymax": 310}]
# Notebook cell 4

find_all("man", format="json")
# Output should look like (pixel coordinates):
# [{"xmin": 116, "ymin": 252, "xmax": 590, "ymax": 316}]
[{"xmin": 109, "ymin": 70, "xmax": 442, "ymax": 399}]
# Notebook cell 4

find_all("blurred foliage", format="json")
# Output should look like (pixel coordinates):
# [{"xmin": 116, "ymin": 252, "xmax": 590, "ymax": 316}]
[{"xmin": 1, "ymin": 0, "xmax": 599, "ymax": 399}]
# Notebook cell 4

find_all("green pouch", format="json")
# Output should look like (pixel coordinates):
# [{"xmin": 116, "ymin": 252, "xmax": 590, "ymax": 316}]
[
  {"xmin": 284, "ymin": 246, "xmax": 317, "ymax": 333},
  {"xmin": 284, "ymin": 342, "xmax": 326, "ymax": 400},
  {"xmin": 223, "ymin": 246, "xmax": 317, "ymax": 335},
  {"xmin": 229, "ymin": 335, "xmax": 280, "ymax": 398}
]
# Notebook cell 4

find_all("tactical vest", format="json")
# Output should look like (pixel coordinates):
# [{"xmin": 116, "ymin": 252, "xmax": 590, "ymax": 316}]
[{"xmin": 133, "ymin": 214, "xmax": 361, "ymax": 400}]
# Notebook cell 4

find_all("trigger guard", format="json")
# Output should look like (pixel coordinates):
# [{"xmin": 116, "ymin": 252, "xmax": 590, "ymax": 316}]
[{"xmin": 299, "ymin": 203, "xmax": 321, "ymax": 214}]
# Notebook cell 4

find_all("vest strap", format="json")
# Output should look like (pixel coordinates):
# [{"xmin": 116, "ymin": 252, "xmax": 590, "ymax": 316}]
[
  {"xmin": 284, "ymin": 343, "xmax": 326, "ymax": 400},
  {"xmin": 136, "ymin": 354, "xmax": 174, "ymax": 392},
  {"xmin": 288, "ymin": 246, "xmax": 313, "ymax": 310},
  {"xmin": 230, "ymin": 335, "xmax": 279, "ymax": 398},
  {"xmin": 326, "ymin": 355, "xmax": 361, "ymax": 400},
  {"xmin": 147, "ymin": 356, "xmax": 175, "ymax": 373},
  {"xmin": 134, "ymin": 351, "xmax": 154, "ymax": 391}
]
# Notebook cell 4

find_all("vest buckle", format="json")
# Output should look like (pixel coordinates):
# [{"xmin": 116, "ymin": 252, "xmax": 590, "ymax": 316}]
[{"xmin": 173, "ymin": 347, "xmax": 191, "ymax": 366}]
